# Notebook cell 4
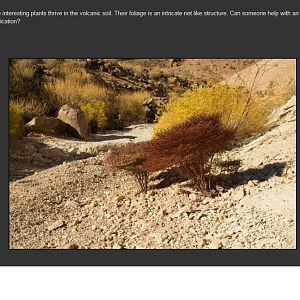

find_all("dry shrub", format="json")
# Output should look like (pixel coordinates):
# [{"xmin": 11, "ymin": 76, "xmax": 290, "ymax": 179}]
[
  {"xmin": 44, "ymin": 77, "xmax": 110, "ymax": 108},
  {"xmin": 153, "ymin": 83, "xmax": 269, "ymax": 140},
  {"xmin": 9, "ymin": 102, "xmax": 24, "ymax": 141},
  {"xmin": 118, "ymin": 61, "xmax": 145, "ymax": 76},
  {"xmin": 166, "ymin": 90, "xmax": 182, "ymax": 102},
  {"xmin": 148, "ymin": 66, "xmax": 162, "ymax": 79},
  {"xmin": 10, "ymin": 59, "xmax": 35, "ymax": 79},
  {"xmin": 106, "ymin": 142, "xmax": 150, "ymax": 192},
  {"xmin": 45, "ymin": 59, "xmax": 88, "ymax": 79},
  {"xmin": 15, "ymin": 97, "xmax": 50, "ymax": 122},
  {"xmin": 144, "ymin": 114, "xmax": 236, "ymax": 194},
  {"xmin": 9, "ymin": 59, "xmax": 37, "ymax": 99},
  {"xmin": 116, "ymin": 91, "xmax": 150, "ymax": 123},
  {"xmin": 260, "ymin": 77, "xmax": 296, "ymax": 111},
  {"xmin": 43, "ymin": 59, "xmax": 111, "ymax": 108}
]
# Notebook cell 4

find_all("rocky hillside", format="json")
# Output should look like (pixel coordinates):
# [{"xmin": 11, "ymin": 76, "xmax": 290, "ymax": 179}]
[
  {"xmin": 9, "ymin": 93, "xmax": 296, "ymax": 249},
  {"xmin": 84, "ymin": 59, "xmax": 260, "ymax": 92}
]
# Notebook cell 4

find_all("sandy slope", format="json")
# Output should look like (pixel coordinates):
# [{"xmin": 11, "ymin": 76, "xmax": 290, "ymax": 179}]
[
  {"xmin": 9, "ymin": 94, "xmax": 296, "ymax": 249},
  {"xmin": 223, "ymin": 58, "xmax": 296, "ymax": 92}
]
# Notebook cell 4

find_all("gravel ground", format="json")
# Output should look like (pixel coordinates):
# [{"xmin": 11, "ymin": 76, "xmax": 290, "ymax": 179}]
[{"xmin": 9, "ymin": 97, "xmax": 296, "ymax": 249}]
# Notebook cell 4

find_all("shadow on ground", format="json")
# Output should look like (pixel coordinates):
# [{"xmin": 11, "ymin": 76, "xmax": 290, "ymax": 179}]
[
  {"xmin": 150, "ymin": 162, "xmax": 287, "ymax": 192},
  {"xmin": 214, "ymin": 162, "xmax": 287, "ymax": 189},
  {"xmin": 92, "ymin": 134, "xmax": 137, "ymax": 142},
  {"xmin": 10, "ymin": 140, "xmax": 95, "ymax": 181},
  {"xmin": 151, "ymin": 168, "xmax": 187, "ymax": 189}
]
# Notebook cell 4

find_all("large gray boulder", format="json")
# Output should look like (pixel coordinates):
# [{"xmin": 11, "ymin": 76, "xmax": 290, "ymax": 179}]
[
  {"xmin": 25, "ymin": 117, "xmax": 67, "ymax": 135},
  {"xmin": 143, "ymin": 98, "xmax": 157, "ymax": 123},
  {"xmin": 57, "ymin": 103, "xmax": 88, "ymax": 139}
]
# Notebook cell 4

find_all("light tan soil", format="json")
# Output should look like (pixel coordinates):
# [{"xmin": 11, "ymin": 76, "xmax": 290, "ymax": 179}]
[{"xmin": 9, "ymin": 95, "xmax": 296, "ymax": 249}]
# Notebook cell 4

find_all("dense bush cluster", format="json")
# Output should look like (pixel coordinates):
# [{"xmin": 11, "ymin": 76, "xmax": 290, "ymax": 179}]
[
  {"xmin": 106, "ymin": 114, "xmax": 236, "ymax": 194},
  {"xmin": 116, "ymin": 91, "xmax": 150, "ymax": 124},
  {"xmin": 145, "ymin": 114, "xmax": 236, "ymax": 193},
  {"xmin": 9, "ymin": 59, "xmax": 40, "ymax": 100},
  {"xmin": 79, "ymin": 101, "xmax": 108, "ymax": 132},
  {"xmin": 9, "ymin": 59, "xmax": 154, "ymax": 135},
  {"xmin": 153, "ymin": 83, "xmax": 269, "ymax": 140}
]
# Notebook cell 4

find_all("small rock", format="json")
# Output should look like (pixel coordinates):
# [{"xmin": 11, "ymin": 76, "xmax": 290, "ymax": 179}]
[
  {"xmin": 48, "ymin": 220, "xmax": 65, "ymax": 231},
  {"xmin": 90, "ymin": 201, "xmax": 98, "ymax": 208},
  {"xmin": 103, "ymin": 191, "xmax": 111, "ymax": 197},
  {"xmin": 194, "ymin": 214, "xmax": 202, "ymax": 220},
  {"xmin": 189, "ymin": 193, "xmax": 198, "ymax": 201},
  {"xmin": 215, "ymin": 185, "xmax": 224, "ymax": 193},
  {"xmin": 149, "ymin": 196, "xmax": 156, "ymax": 202},
  {"xmin": 67, "ymin": 243, "xmax": 79, "ymax": 249},
  {"xmin": 69, "ymin": 147, "xmax": 79, "ymax": 154},
  {"xmin": 231, "ymin": 188, "xmax": 245, "ymax": 201},
  {"xmin": 202, "ymin": 199, "xmax": 210, "ymax": 205},
  {"xmin": 170, "ymin": 206, "xmax": 190, "ymax": 219},
  {"xmin": 71, "ymin": 218, "xmax": 81, "ymax": 226},
  {"xmin": 220, "ymin": 237, "xmax": 229, "ymax": 247},
  {"xmin": 91, "ymin": 225, "xmax": 97, "ymax": 231},
  {"xmin": 175, "ymin": 188, "xmax": 191, "ymax": 195},
  {"xmin": 208, "ymin": 238, "xmax": 223, "ymax": 249},
  {"xmin": 146, "ymin": 190, "xmax": 157, "ymax": 197},
  {"xmin": 248, "ymin": 179, "xmax": 259, "ymax": 187},
  {"xmin": 200, "ymin": 238, "xmax": 208, "ymax": 247},
  {"xmin": 107, "ymin": 213, "xmax": 114, "ymax": 219},
  {"xmin": 188, "ymin": 214, "xmax": 194, "ymax": 220},
  {"xmin": 65, "ymin": 200, "xmax": 79, "ymax": 209},
  {"xmin": 74, "ymin": 168, "xmax": 84, "ymax": 173},
  {"xmin": 114, "ymin": 195, "xmax": 125, "ymax": 202}
]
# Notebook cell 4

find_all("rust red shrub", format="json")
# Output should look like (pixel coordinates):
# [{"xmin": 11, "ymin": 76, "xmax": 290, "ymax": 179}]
[
  {"xmin": 144, "ymin": 114, "xmax": 236, "ymax": 193},
  {"xmin": 105, "ymin": 141, "xmax": 150, "ymax": 192}
]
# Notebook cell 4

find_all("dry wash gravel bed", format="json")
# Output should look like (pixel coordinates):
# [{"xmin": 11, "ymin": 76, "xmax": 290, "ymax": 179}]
[
  {"xmin": 9, "ymin": 96, "xmax": 296, "ymax": 249},
  {"xmin": 10, "ymin": 155, "xmax": 295, "ymax": 249}
]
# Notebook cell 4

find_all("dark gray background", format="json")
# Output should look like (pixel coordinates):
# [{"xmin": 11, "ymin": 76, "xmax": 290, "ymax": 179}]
[{"xmin": 0, "ymin": 0, "xmax": 299, "ymax": 265}]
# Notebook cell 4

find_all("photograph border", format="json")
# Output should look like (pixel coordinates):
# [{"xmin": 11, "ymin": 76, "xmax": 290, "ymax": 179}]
[{"xmin": 4, "ymin": 57, "xmax": 299, "ymax": 265}]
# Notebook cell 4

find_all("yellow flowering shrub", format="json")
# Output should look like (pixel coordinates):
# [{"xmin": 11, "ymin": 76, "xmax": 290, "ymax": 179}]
[
  {"xmin": 153, "ymin": 83, "xmax": 270, "ymax": 140},
  {"xmin": 80, "ymin": 100, "xmax": 108, "ymax": 130}
]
